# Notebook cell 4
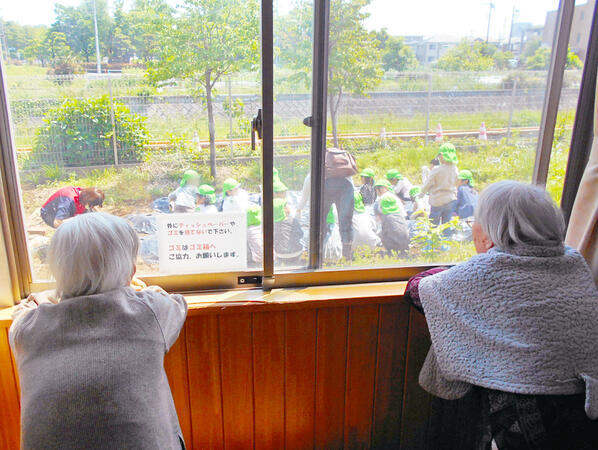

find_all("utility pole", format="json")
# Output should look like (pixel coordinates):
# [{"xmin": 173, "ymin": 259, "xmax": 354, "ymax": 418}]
[
  {"xmin": 92, "ymin": 0, "xmax": 102, "ymax": 74},
  {"xmin": 508, "ymin": 7, "xmax": 519, "ymax": 51},
  {"xmin": 486, "ymin": 2, "xmax": 495, "ymax": 43}
]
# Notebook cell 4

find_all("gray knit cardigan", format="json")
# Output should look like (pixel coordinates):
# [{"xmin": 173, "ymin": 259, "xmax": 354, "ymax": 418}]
[
  {"xmin": 418, "ymin": 244, "xmax": 598, "ymax": 419},
  {"xmin": 9, "ymin": 287, "xmax": 188, "ymax": 450}
]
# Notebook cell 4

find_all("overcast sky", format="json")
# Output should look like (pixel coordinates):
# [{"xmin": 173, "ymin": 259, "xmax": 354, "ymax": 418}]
[{"xmin": 0, "ymin": 0, "xmax": 574, "ymax": 41}]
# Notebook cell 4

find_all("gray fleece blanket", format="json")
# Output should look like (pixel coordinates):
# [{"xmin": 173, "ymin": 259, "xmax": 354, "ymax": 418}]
[{"xmin": 418, "ymin": 244, "xmax": 598, "ymax": 419}]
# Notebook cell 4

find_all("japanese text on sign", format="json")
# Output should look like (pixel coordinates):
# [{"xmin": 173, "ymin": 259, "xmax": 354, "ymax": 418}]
[{"xmin": 157, "ymin": 212, "xmax": 247, "ymax": 274}]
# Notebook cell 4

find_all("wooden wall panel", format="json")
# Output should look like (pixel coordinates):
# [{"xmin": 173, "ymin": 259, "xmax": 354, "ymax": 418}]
[
  {"xmin": 219, "ymin": 314, "xmax": 254, "ymax": 448},
  {"xmin": 0, "ymin": 328, "xmax": 20, "ymax": 450},
  {"xmin": 343, "ymin": 305, "xmax": 379, "ymax": 448},
  {"xmin": 164, "ymin": 326, "xmax": 192, "ymax": 445},
  {"xmin": 400, "ymin": 308, "xmax": 432, "ymax": 450},
  {"xmin": 314, "ymin": 307, "xmax": 348, "ymax": 450},
  {"xmin": 285, "ymin": 309, "xmax": 317, "ymax": 450},
  {"xmin": 372, "ymin": 301, "xmax": 410, "ymax": 449},
  {"xmin": 253, "ymin": 311, "xmax": 285, "ymax": 450},
  {"xmin": 185, "ymin": 315, "xmax": 224, "ymax": 449}
]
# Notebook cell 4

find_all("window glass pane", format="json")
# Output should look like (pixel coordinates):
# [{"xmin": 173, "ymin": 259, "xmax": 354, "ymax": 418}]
[
  {"xmin": 272, "ymin": 0, "xmax": 313, "ymax": 270},
  {"xmin": 2, "ymin": 0, "xmax": 262, "ymax": 281},
  {"xmin": 546, "ymin": 0, "xmax": 590, "ymax": 204},
  {"xmin": 281, "ymin": 0, "xmax": 565, "ymax": 269}
]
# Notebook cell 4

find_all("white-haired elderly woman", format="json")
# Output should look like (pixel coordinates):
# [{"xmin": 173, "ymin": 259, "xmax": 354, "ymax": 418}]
[
  {"xmin": 405, "ymin": 181, "xmax": 598, "ymax": 449},
  {"xmin": 9, "ymin": 213, "xmax": 188, "ymax": 450}
]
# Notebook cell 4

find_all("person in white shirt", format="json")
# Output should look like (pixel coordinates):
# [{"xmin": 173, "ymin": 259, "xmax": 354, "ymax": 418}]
[
  {"xmin": 196, "ymin": 184, "xmax": 218, "ymax": 214},
  {"xmin": 168, "ymin": 169, "xmax": 200, "ymax": 213},
  {"xmin": 221, "ymin": 178, "xmax": 249, "ymax": 212}
]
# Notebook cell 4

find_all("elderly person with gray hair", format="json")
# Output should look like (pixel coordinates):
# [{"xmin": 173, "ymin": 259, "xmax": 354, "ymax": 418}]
[
  {"xmin": 405, "ymin": 181, "xmax": 598, "ymax": 449},
  {"xmin": 9, "ymin": 213, "xmax": 188, "ymax": 449}
]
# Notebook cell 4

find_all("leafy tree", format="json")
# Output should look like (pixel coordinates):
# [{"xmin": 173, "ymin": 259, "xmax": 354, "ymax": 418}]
[
  {"xmin": 50, "ymin": 0, "xmax": 112, "ymax": 63},
  {"xmin": 147, "ymin": 0, "xmax": 259, "ymax": 178},
  {"xmin": 123, "ymin": 0, "xmax": 174, "ymax": 61},
  {"xmin": 525, "ymin": 45, "xmax": 582, "ymax": 70},
  {"xmin": 436, "ymin": 39, "xmax": 495, "ymax": 71},
  {"xmin": 1, "ymin": 20, "xmax": 48, "ymax": 60},
  {"xmin": 381, "ymin": 35, "xmax": 418, "ymax": 72},
  {"xmin": 280, "ymin": 0, "xmax": 382, "ymax": 147}
]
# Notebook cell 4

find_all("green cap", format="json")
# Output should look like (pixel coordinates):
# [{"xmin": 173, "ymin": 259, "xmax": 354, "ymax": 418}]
[
  {"xmin": 380, "ymin": 192, "xmax": 402, "ymax": 215},
  {"xmin": 180, "ymin": 169, "xmax": 200, "ymax": 187},
  {"xmin": 385, "ymin": 169, "xmax": 403, "ymax": 181},
  {"xmin": 273, "ymin": 198, "xmax": 287, "ymax": 223},
  {"xmin": 354, "ymin": 191, "xmax": 365, "ymax": 213},
  {"xmin": 438, "ymin": 143, "xmax": 458, "ymax": 164},
  {"xmin": 222, "ymin": 178, "xmax": 240, "ymax": 195},
  {"xmin": 247, "ymin": 204, "xmax": 262, "ymax": 226},
  {"xmin": 374, "ymin": 178, "xmax": 392, "ymax": 189},
  {"xmin": 326, "ymin": 205, "xmax": 337, "ymax": 224},
  {"xmin": 409, "ymin": 186, "xmax": 422, "ymax": 198},
  {"xmin": 273, "ymin": 180, "xmax": 288, "ymax": 193},
  {"xmin": 360, "ymin": 168, "xmax": 375, "ymax": 178},
  {"xmin": 198, "ymin": 184, "xmax": 216, "ymax": 203},
  {"xmin": 458, "ymin": 169, "xmax": 475, "ymax": 186}
]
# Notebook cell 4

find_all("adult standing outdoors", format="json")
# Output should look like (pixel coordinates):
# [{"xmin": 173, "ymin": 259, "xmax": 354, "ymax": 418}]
[
  {"xmin": 322, "ymin": 147, "xmax": 358, "ymax": 261},
  {"xmin": 421, "ymin": 143, "xmax": 459, "ymax": 225},
  {"xmin": 40, "ymin": 186, "xmax": 105, "ymax": 228}
]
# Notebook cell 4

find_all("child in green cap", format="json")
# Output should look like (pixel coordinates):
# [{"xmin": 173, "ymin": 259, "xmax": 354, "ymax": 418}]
[
  {"xmin": 359, "ymin": 168, "xmax": 376, "ymax": 205},
  {"xmin": 376, "ymin": 192, "xmax": 410, "ymax": 255},
  {"xmin": 408, "ymin": 186, "xmax": 430, "ymax": 220},
  {"xmin": 421, "ymin": 143, "xmax": 459, "ymax": 225},
  {"xmin": 196, "ymin": 184, "xmax": 218, "ymax": 214},
  {"xmin": 246, "ymin": 203, "xmax": 263, "ymax": 267},
  {"xmin": 352, "ymin": 192, "xmax": 380, "ymax": 251},
  {"xmin": 221, "ymin": 178, "xmax": 249, "ymax": 212},
  {"xmin": 456, "ymin": 169, "xmax": 478, "ymax": 220},
  {"xmin": 386, "ymin": 169, "xmax": 413, "ymax": 203},
  {"xmin": 273, "ymin": 180, "xmax": 288, "ymax": 199},
  {"xmin": 169, "ymin": 169, "xmax": 200, "ymax": 213},
  {"xmin": 273, "ymin": 198, "xmax": 304, "ymax": 266}
]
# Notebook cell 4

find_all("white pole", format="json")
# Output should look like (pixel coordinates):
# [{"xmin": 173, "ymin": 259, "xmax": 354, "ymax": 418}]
[{"xmin": 92, "ymin": 0, "xmax": 102, "ymax": 74}]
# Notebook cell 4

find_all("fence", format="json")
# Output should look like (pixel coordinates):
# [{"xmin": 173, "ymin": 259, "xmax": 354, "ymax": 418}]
[{"xmin": 8, "ymin": 70, "xmax": 581, "ymax": 170}]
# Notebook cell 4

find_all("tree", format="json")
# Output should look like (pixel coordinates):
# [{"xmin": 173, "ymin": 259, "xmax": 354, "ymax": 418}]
[
  {"xmin": 1, "ymin": 20, "xmax": 48, "ymax": 60},
  {"xmin": 147, "ymin": 0, "xmax": 259, "ymax": 178},
  {"xmin": 525, "ymin": 45, "xmax": 583, "ymax": 70},
  {"xmin": 280, "ymin": 0, "xmax": 382, "ymax": 147},
  {"xmin": 50, "ymin": 0, "xmax": 112, "ymax": 63},
  {"xmin": 436, "ymin": 39, "xmax": 495, "ymax": 71},
  {"xmin": 381, "ymin": 35, "xmax": 418, "ymax": 72},
  {"xmin": 124, "ymin": 0, "xmax": 174, "ymax": 61}
]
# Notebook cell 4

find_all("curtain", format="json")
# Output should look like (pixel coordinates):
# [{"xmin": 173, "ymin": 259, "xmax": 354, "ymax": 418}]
[{"xmin": 566, "ymin": 80, "xmax": 598, "ymax": 284}]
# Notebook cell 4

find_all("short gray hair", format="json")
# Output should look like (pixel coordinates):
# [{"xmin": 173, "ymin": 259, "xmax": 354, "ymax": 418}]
[
  {"xmin": 474, "ymin": 181, "xmax": 565, "ymax": 250},
  {"xmin": 48, "ymin": 212, "xmax": 139, "ymax": 299}
]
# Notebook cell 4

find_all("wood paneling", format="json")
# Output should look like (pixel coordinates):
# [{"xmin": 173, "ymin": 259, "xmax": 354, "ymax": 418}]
[
  {"xmin": 344, "ymin": 305, "xmax": 379, "ymax": 448},
  {"xmin": 219, "ymin": 314, "xmax": 255, "ymax": 448},
  {"xmin": 164, "ymin": 326, "xmax": 192, "ymax": 445},
  {"xmin": 315, "ymin": 307, "xmax": 349, "ymax": 450},
  {"xmin": 372, "ymin": 301, "xmax": 410, "ymax": 449},
  {"xmin": 400, "ymin": 308, "xmax": 433, "ymax": 450},
  {"xmin": 253, "ymin": 311, "xmax": 285, "ymax": 449},
  {"xmin": 0, "ymin": 289, "xmax": 484, "ymax": 449},
  {"xmin": 0, "ymin": 328, "xmax": 20, "ymax": 450},
  {"xmin": 285, "ymin": 309, "xmax": 317, "ymax": 450},
  {"xmin": 186, "ymin": 315, "xmax": 224, "ymax": 449}
]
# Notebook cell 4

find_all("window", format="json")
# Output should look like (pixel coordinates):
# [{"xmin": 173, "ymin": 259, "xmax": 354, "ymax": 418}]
[{"xmin": 0, "ymin": 0, "xmax": 582, "ymax": 296}]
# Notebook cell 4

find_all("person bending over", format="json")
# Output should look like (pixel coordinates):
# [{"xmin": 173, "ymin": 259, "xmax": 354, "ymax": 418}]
[{"xmin": 10, "ymin": 212, "xmax": 188, "ymax": 450}]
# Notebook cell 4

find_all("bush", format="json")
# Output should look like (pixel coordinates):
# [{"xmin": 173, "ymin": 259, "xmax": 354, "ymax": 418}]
[{"xmin": 28, "ymin": 96, "xmax": 148, "ymax": 168}]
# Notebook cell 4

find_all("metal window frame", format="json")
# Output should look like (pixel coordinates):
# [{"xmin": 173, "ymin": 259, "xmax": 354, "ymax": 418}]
[
  {"xmin": 532, "ymin": 0, "xmax": 575, "ymax": 186},
  {"xmin": 561, "ymin": 0, "xmax": 598, "ymax": 223}
]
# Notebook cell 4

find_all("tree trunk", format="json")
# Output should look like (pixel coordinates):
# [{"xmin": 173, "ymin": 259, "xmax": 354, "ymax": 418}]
[
  {"xmin": 328, "ymin": 91, "xmax": 342, "ymax": 148},
  {"xmin": 205, "ymin": 70, "xmax": 217, "ymax": 179}
]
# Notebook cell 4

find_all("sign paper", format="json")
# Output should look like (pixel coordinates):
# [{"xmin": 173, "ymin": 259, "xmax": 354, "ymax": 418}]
[{"xmin": 157, "ymin": 212, "xmax": 247, "ymax": 274}]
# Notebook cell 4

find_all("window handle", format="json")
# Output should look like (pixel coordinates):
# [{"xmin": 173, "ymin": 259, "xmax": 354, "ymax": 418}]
[
  {"xmin": 303, "ymin": 116, "xmax": 313, "ymax": 127},
  {"xmin": 251, "ymin": 109, "xmax": 263, "ymax": 151}
]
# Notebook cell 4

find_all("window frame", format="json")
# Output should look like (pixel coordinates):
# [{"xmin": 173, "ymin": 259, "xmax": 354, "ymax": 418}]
[{"xmin": 0, "ymin": 0, "xmax": 587, "ymax": 301}]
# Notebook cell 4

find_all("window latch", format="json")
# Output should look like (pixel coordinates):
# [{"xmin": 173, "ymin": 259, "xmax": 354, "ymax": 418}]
[
  {"xmin": 303, "ymin": 116, "xmax": 313, "ymax": 127},
  {"xmin": 251, "ymin": 109, "xmax": 263, "ymax": 151}
]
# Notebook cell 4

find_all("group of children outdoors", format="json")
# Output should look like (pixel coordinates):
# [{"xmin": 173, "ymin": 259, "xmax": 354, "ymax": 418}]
[{"xmin": 167, "ymin": 142, "xmax": 479, "ymax": 266}]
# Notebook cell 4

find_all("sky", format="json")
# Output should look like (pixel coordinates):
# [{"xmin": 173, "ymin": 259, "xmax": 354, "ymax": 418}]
[{"xmin": 0, "ymin": 0, "xmax": 571, "ymax": 41}]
